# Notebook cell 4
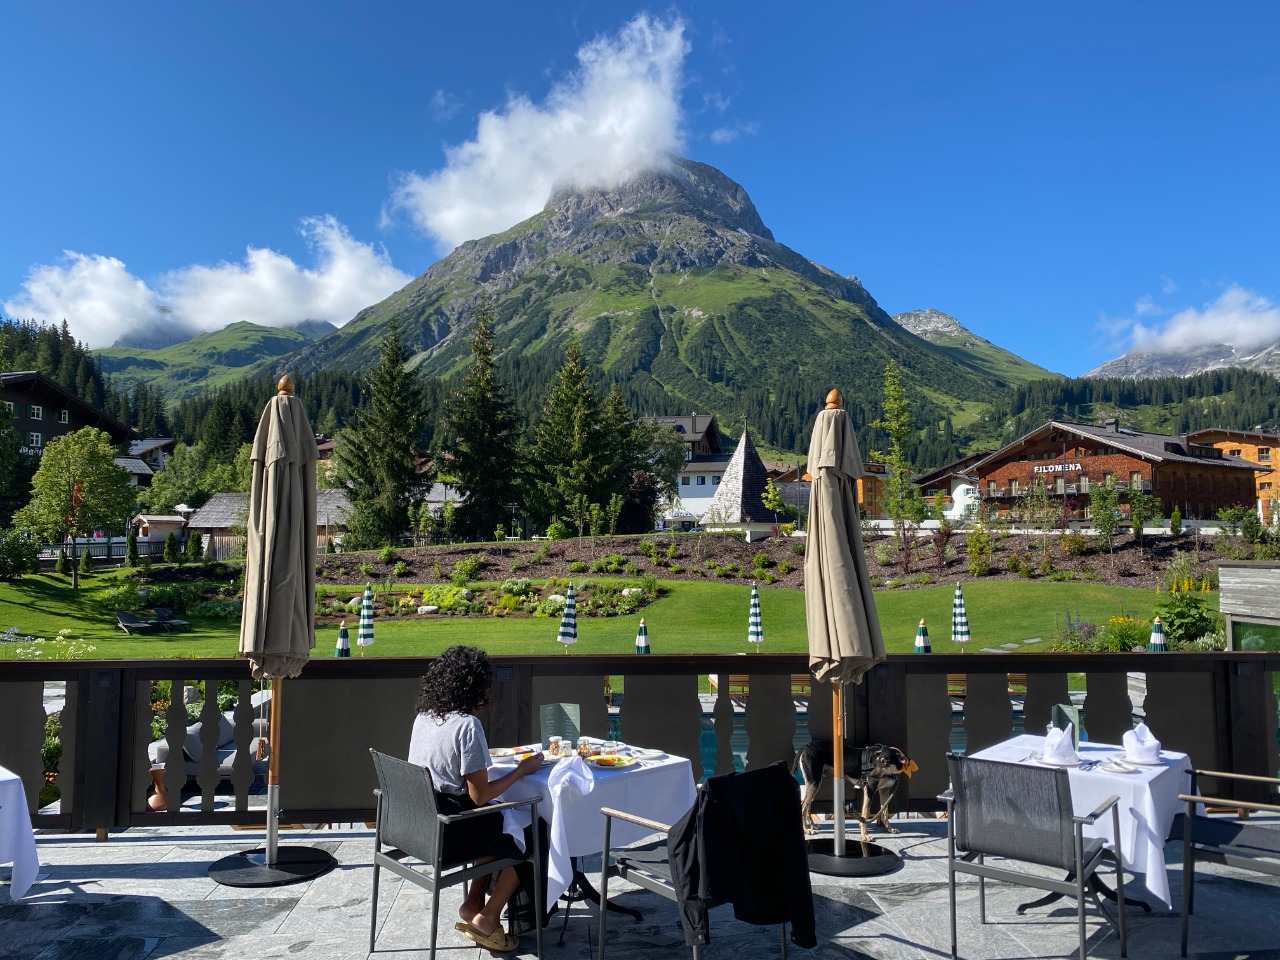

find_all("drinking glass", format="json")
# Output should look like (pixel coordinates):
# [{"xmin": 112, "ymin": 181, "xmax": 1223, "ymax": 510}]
[{"xmin": 602, "ymin": 741, "xmax": 619, "ymax": 756}]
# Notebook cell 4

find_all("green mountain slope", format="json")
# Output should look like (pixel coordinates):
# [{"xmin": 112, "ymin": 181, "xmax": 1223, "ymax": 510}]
[
  {"xmin": 97, "ymin": 320, "xmax": 335, "ymax": 401},
  {"xmin": 892, "ymin": 308, "xmax": 1061, "ymax": 385},
  {"xmin": 286, "ymin": 159, "xmax": 1026, "ymax": 451}
]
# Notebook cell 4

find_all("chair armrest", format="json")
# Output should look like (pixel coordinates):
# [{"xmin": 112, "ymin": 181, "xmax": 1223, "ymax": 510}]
[
  {"xmin": 1189, "ymin": 769, "xmax": 1280, "ymax": 787},
  {"xmin": 1179, "ymin": 793, "xmax": 1280, "ymax": 815},
  {"xmin": 1074, "ymin": 794, "xmax": 1120, "ymax": 825},
  {"xmin": 936, "ymin": 790, "xmax": 953, "ymax": 803},
  {"xmin": 438, "ymin": 796, "xmax": 540, "ymax": 824},
  {"xmin": 600, "ymin": 806, "xmax": 672, "ymax": 834}
]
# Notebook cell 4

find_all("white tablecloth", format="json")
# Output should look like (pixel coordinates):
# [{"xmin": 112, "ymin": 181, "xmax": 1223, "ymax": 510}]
[
  {"xmin": 0, "ymin": 765, "xmax": 39, "ymax": 901},
  {"xmin": 493, "ymin": 751, "xmax": 697, "ymax": 910},
  {"xmin": 971, "ymin": 734, "xmax": 1191, "ymax": 907}
]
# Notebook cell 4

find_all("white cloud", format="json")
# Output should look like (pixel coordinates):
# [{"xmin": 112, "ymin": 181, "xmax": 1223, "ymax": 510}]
[
  {"xmin": 430, "ymin": 89, "xmax": 462, "ymax": 122},
  {"xmin": 387, "ymin": 14, "xmax": 688, "ymax": 253},
  {"xmin": 709, "ymin": 120, "xmax": 759, "ymax": 144},
  {"xmin": 4, "ymin": 216, "xmax": 410, "ymax": 349},
  {"xmin": 1111, "ymin": 285, "xmax": 1280, "ymax": 355}
]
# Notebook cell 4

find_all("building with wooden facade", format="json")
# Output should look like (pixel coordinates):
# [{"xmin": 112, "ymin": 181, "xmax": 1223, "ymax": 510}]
[
  {"xmin": 1187, "ymin": 428, "xmax": 1278, "ymax": 525},
  {"xmin": 1, "ymin": 370, "xmax": 135, "ymax": 456},
  {"xmin": 972, "ymin": 419, "xmax": 1262, "ymax": 521}
]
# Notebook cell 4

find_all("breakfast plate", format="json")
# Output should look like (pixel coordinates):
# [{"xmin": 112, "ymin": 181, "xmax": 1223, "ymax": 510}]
[
  {"xmin": 1033, "ymin": 754, "xmax": 1082, "ymax": 767},
  {"xmin": 1097, "ymin": 759, "xmax": 1140, "ymax": 774},
  {"xmin": 588, "ymin": 755, "xmax": 639, "ymax": 768},
  {"xmin": 631, "ymin": 748, "xmax": 665, "ymax": 760},
  {"xmin": 489, "ymin": 748, "xmax": 516, "ymax": 758},
  {"xmin": 1118, "ymin": 754, "xmax": 1164, "ymax": 766}
]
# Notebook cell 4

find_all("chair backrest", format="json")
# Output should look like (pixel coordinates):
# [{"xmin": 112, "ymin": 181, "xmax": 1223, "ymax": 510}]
[
  {"xmin": 948, "ymin": 754, "xmax": 1077, "ymax": 871},
  {"xmin": 369, "ymin": 748, "xmax": 442, "ymax": 864},
  {"xmin": 540, "ymin": 703, "xmax": 581, "ymax": 745}
]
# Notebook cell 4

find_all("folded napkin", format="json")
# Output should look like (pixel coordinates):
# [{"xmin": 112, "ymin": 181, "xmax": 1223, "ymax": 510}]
[
  {"xmin": 1122, "ymin": 723, "xmax": 1161, "ymax": 763},
  {"xmin": 1044, "ymin": 724, "xmax": 1080, "ymax": 764}
]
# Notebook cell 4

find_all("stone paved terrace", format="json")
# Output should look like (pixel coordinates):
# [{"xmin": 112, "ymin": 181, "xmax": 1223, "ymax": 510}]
[{"xmin": 4, "ymin": 815, "xmax": 1279, "ymax": 960}]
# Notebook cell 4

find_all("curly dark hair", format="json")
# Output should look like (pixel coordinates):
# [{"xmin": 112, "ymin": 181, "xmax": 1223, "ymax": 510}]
[{"xmin": 415, "ymin": 645, "xmax": 494, "ymax": 718}]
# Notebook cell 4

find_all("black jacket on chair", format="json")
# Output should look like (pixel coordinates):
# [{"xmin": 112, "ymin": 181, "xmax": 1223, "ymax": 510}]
[{"xmin": 668, "ymin": 760, "xmax": 816, "ymax": 948}]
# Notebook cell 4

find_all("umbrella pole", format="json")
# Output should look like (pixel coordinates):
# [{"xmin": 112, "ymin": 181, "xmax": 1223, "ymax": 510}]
[
  {"xmin": 832, "ymin": 681, "xmax": 845, "ymax": 856},
  {"xmin": 265, "ymin": 676, "xmax": 284, "ymax": 867}
]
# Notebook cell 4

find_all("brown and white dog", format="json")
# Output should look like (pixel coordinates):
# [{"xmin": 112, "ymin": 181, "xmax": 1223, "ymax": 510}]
[{"xmin": 791, "ymin": 741, "xmax": 918, "ymax": 839}]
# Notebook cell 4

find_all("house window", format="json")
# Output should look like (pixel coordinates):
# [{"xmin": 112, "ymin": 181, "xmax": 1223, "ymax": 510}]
[
  {"xmin": 1080, "ymin": 476, "xmax": 1090, "ymax": 493},
  {"xmin": 2, "ymin": 401, "xmax": 11, "ymax": 414},
  {"xmin": 1259, "ymin": 447, "xmax": 1272, "ymax": 462},
  {"xmin": 1009, "ymin": 479, "xmax": 1020, "ymax": 496},
  {"xmin": 987, "ymin": 480, "xmax": 996, "ymax": 496},
  {"xmin": 1130, "ymin": 471, "xmax": 1142, "ymax": 489},
  {"xmin": 712, "ymin": 476, "xmax": 720, "ymax": 485},
  {"xmin": 1229, "ymin": 448, "xmax": 1242, "ymax": 457},
  {"xmin": 1262, "ymin": 482, "xmax": 1274, "ymax": 492},
  {"xmin": 680, "ymin": 476, "xmax": 689, "ymax": 486},
  {"xmin": 29, "ymin": 405, "xmax": 43, "ymax": 420},
  {"xmin": 58, "ymin": 409, "xmax": 69, "ymax": 424},
  {"xmin": 28, "ymin": 432, "xmax": 42, "ymax": 448},
  {"xmin": 1055, "ymin": 477, "xmax": 1064, "ymax": 495},
  {"xmin": 696, "ymin": 476, "xmax": 706, "ymax": 486}
]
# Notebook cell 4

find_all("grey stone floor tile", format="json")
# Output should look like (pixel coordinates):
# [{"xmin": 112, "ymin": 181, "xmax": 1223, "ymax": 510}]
[
  {"xmin": 30, "ymin": 936, "xmax": 163, "ymax": 960},
  {"xmin": 0, "ymin": 902, "xmax": 100, "ymax": 960}
]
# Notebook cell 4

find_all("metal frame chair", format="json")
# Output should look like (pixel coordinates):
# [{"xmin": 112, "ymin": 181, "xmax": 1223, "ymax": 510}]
[
  {"xmin": 1177, "ymin": 768, "xmax": 1280, "ymax": 956},
  {"xmin": 368, "ymin": 749, "xmax": 543, "ymax": 959},
  {"xmin": 944, "ymin": 754, "xmax": 1126, "ymax": 960}
]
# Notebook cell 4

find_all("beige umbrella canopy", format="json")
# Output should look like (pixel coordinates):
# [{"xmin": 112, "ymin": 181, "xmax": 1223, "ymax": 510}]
[
  {"xmin": 804, "ymin": 389, "xmax": 886, "ymax": 861},
  {"xmin": 212, "ymin": 375, "xmax": 333, "ymax": 886}
]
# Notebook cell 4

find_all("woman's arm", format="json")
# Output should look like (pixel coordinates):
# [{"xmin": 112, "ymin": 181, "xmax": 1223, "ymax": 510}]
[{"xmin": 463, "ymin": 752, "xmax": 543, "ymax": 806}]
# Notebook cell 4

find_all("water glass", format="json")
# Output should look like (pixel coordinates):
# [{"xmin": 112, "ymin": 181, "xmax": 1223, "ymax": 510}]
[{"xmin": 602, "ymin": 741, "xmax": 619, "ymax": 756}]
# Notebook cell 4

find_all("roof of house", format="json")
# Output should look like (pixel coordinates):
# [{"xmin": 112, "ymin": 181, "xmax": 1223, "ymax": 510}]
[
  {"xmin": 129, "ymin": 438, "xmax": 175, "ymax": 457},
  {"xmin": 1, "ymin": 370, "xmax": 136, "ymax": 441},
  {"xmin": 914, "ymin": 451, "xmax": 995, "ymax": 488},
  {"xmin": 653, "ymin": 414, "xmax": 723, "ymax": 453},
  {"xmin": 136, "ymin": 515, "xmax": 186, "ymax": 524},
  {"xmin": 972, "ymin": 420, "xmax": 1264, "ymax": 473},
  {"xmin": 188, "ymin": 489, "xmax": 353, "ymax": 529},
  {"xmin": 1187, "ymin": 427, "xmax": 1280, "ymax": 445},
  {"xmin": 702, "ymin": 428, "xmax": 785, "ymax": 524},
  {"xmin": 114, "ymin": 457, "xmax": 153, "ymax": 476}
]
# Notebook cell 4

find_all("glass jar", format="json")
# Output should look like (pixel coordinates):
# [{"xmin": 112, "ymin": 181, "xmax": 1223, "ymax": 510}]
[
  {"xmin": 577, "ymin": 737, "xmax": 592, "ymax": 758},
  {"xmin": 548, "ymin": 736, "xmax": 563, "ymax": 757}
]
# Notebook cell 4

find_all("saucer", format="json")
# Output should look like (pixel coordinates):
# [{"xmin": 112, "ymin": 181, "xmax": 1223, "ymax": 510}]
[{"xmin": 1036, "ymin": 755, "xmax": 1082, "ymax": 767}]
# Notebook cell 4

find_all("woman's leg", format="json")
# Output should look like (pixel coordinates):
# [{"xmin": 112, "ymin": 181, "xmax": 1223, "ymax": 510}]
[
  {"xmin": 458, "ymin": 866, "xmax": 491, "ymax": 924},
  {"xmin": 468, "ymin": 867, "xmax": 520, "ymax": 937}
]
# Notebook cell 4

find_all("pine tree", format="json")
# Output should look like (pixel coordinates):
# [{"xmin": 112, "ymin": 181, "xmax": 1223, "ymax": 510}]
[
  {"xmin": 531, "ymin": 342, "xmax": 603, "ymax": 526},
  {"xmin": 163, "ymin": 531, "xmax": 179, "ymax": 564},
  {"xmin": 871, "ymin": 360, "xmax": 929, "ymax": 559},
  {"xmin": 186, "ymin": 531, "xmax": 204, "ymax": 563},
  {"xmin": 79, "ymin": 543, "xmax": 94, "ymax": 574},
  {"xmin": 126, "ymin": 527, "xmax": 140, "ymax": 567},
  {"xmin": 442, "ymin": 307, "xmax": 524, "ymax": 541},
  {"xmin": 334, "ymin": 323, "xmax": 430, "ymax": 549}
]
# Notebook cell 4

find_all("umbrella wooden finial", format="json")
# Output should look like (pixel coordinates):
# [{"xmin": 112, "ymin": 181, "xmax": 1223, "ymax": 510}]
[
  {"xmin": 277, "ymin": 374, "xmax": 295, "ymax": 397},
  {"xmin": 824, "ymin": 389, "xmax": 842, "ymax": 410}
]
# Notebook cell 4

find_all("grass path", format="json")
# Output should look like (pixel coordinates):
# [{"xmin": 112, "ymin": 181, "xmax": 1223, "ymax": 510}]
[{"xmin": 0, "ymin": 572, "xmax": 1163, "ymax": 659}]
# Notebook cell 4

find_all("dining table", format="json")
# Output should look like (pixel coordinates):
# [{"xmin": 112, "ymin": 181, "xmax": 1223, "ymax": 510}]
[
  {"xmin": 0, "ymin": 764, "xmax": 40, "ymax": 901},
  {"xmin": 490, "ymin": 744, "xmax": 698, "ymax": 913},
  {"xmin": 970, "ymin": 733, "xmax": 1192, "ymax": 908}
]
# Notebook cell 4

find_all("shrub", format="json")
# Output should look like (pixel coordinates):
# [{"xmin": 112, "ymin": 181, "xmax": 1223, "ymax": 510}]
[
  {"xmin": 668, "ymin": 564, "xmax": 683, "ymax": 573},
  {"xmin": 638, "ymin": 539, "xmax": 657, "ymax": 559},
  {"xmin": 501, "ymin": 577, "xmax": 533, "ymax": 597},
  {"xmin": 624, "ymin": 561, "xmax": 639, "ymax": 575},
  {"xmin": 1169, "ymin": 506, "xmax": 1183, "ymax": 537},
  {"xmin": 545, "ymin": 517, "xmax": 572, "ymax": 540},
  {"xmin": 55, "ymin": 549, "xmax": 71, "ymax": 576},
  {"xmin": 393, "ymin": 560, "xmax": 408, "ymax": 577},
  {"xmin": 185, "ymin": 531, "xmax": 204, "ymax": 563},
  {"xmin": 1061, "ymin": 530, "xmax": 1088, "ymax": 556},
  {"xmin": 1155, "ymin": 588, "xmax": 1218, "ymax": 645},
  {"xmin": 1096, "ymin": 615, "xmax": 1151, "ymax": 652},
  {"xmin": 752, "ymin": 567, "xmax": 767, "ymax": 581},
  {"xmin": 496, "ymin": 594, "xmax": 522, "ymax": 612},
  {"xmin": 102, "ymin": 583, "xmax": 145, "ymax": 611},
  {"xmin": 752, "ymin": 551, "xmax": 771, "ymax": 569},
  {"xmin": 640, "ymin": 573, "xmax": 658, "ymax": 595},
  {"xmin": 762, "ymin": 572, "xmax": 778, "ymax": 584},
  {"xmin": 1241, "ymin": 512, "xmax": 1270, "ymax": 545},
  {"xmin": 453, "ymin": 556, "xmax": 484, "ymax": 582},
  {"xmin": 79, "ymin": 547, "xmax": 94, "ymax": 574},
  {"xmin": 0, "ymin": 531, "xmax": 38, "ymax": 581},
  {"xmin": 189, "ymin": 599, "xmax": 242, "ymax": 619},
  {"xmin": 912, "ymin": 573, "xmax": 932, "ymax": 585},
  {"xmin": 533, "ymin": 544, "xmax": 551, "ymax": 564},
  {"xmin": 568, "ymin": 560, "xmax": 586, "ymax": 573},
  {"xmin": 359, "ymin": 562, "xmax": 374, "ymax": 577},
  {"xmin": 1046, "ymin": 570, "xmax": 1076, "ymax": 582},
  {"xmin": 126, "ymin": 528, "xmax": 140, "ymax": 568},
  {"xmin": 1007, "ymin": 552, "xmax": 1023, "ymax": 575},
  {"xmin": 873, "ymin": 543, "xmax": 894, "ymax": 566},
  {"xmin": 966, "ymin": 526, "xmax": 993, "ymax": 577},
  {"xmin": 665, "ymin": 543, "xmax": 680, "ymax": 560},
  {"xmin": 163, "ymin": 532, "xmax": 180, "ymax": 564},
  {"xmin": 791, "ymin": 542, "xmax": 805, "ymax": 556},
  {"xmin": 1163, "ymin": 551, "xmax": 1196, "ymax": 593},
  {"xmin": 778, "ymin": 559, "xmax": 794, "ymax": 575},
  {"xmin": 1039, "ymin": 553, "xmax": 1053, "ymax": 576},
  {"xmin": 379, "ymin": 545, "xmax": 397, "ymax": 564}
]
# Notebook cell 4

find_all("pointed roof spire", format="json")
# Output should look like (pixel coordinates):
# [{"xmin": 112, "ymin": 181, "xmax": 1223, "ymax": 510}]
[{"xmin": 703, "ymin": 428, "xmax": 784, "ymax": 523}]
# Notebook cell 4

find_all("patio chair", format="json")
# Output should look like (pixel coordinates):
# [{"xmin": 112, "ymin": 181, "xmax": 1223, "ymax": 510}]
[
  {"xmin": 116, "ymin": 611, "xmax": 157, "ymax": 634},
  {"xmin": 944, "ymin": 754, "xmax": 1126, "ymax": 960},
  {"xmin": 1176, "ymin": 768, "xmax": 1280, "ymax": 956},
  {"xmin": 152, "ymin": 607, "xmax": 191, "ymax": 631},
  {"xmin": 368, "ymin": 749, "xmax": 542, "ymax": 960},
  {"xmin": 599, "ymin": 761, "xmax": 814, "ymax": 959}
]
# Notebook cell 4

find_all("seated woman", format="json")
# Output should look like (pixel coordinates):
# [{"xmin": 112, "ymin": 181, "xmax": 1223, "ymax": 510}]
[{"xmin": 409, "ymin": 645, "xmax": 545, "ymax": 953}]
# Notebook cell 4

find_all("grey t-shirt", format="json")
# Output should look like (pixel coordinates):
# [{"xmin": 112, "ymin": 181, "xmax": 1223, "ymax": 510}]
[{"xmin": 408, "ymin": 711, "xmax": 490, "ymax": 795}]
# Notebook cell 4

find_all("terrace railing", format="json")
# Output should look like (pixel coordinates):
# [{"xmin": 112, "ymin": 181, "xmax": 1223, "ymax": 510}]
[{"xmin": 0, "ymin": 652, "xmax": 1276, "ymax": 835}]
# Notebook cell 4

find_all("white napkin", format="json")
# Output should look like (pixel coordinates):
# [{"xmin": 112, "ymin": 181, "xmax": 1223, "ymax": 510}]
[
  {"xmin": 1122, "ymin": 722, "xmax": 1161, "ymax": 763},
  {"xmin": 1044, "ymin": 724, "xmax": 1080, "ymax": 764}
]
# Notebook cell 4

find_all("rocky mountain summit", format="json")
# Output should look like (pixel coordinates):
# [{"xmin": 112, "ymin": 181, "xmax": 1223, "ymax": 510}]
[{"xmin": 1085, "ymin": 339, "xmax": 1280, "ymax": 379}]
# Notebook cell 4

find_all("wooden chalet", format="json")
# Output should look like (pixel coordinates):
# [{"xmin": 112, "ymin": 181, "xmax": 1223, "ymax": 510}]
[
  {"xmin": 1187, "ymin": 428, "xmax": 1279, "ymax": 524},
  {"xmin": 1, "ymin": 370, "xmax": 136, "ymax": 457}
]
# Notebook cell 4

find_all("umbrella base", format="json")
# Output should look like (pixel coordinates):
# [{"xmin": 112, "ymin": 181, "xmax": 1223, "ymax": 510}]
[
  {"xmin": 805, "ymin": 836, "xmax": 900, "ymax": 877},
  {"xmin": 209, "ymin": 846, "xmax": 336, "ymax": 887}
]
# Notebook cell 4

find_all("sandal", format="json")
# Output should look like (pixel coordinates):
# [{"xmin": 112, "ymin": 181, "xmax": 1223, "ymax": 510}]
[{"xmin": 459, "ymin": 923, "xmax": 519, "ymax": 953}]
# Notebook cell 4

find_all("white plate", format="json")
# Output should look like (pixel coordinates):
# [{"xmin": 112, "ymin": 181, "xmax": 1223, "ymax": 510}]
[
  {"xmin": 1119, "ymin": 754, "xmax": 1164, "ymax": 766},
  {"xmin": 1035, "ymin": 755, "xmax": 1082, "ymax": 767},
  {"xmin": 1097, "ymin": 759, "xmax": 1140, "ymax": 774},
  {"xmin": 588, "ymin": 755, "xmax": 639, "ymax": 769},
  {"xmin": 632, "ymin": 748, "xmax": 665, "ymax": 759},
  {"xmin": 490, "ymin": 748, "xmax": 515, "ymax": 758}
]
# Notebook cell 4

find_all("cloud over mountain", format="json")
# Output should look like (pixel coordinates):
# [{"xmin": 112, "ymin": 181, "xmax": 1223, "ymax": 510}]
[
  {"xmin": 4, "ymin": 217, "xmax": 409, "ymax": 349},
  {"xmin": 386, "ymin": 14, "xmax": 688, "ymax": 253},
  {"xmin": 1110, "ymin": 285, "xmax": 1280, "ymax": 356}
]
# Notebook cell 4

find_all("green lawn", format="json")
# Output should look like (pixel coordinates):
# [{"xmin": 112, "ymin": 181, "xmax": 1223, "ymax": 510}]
[{"xmin": 0, "ymin": 571, "xmax": 1164, "ymax": 660}]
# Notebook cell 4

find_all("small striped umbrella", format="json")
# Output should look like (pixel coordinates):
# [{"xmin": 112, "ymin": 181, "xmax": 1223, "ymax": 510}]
[
  {"xmin": 748, "ymin": 583, "xmax": 764, "ymax": 648},
  {"xmin": 634, "ymin": 618, "xmax": 651, "ymax": 654},
  {"xmin": 914, "ymin": 618, "xmax": 931, "ymax": 654},
  {"xmin": 357, "ymin": 584, "xmax": 375, "ymax": 655},
  {"xmin": 951, "ymin": 582, "xmax": 970, "ymax": 649},
  {"xmin": 334, "ymin": 619, "xmax": 350, "ymax": 657},
  {"xmin": 1149, "ymin": 616, "xmax": 1167, "ymax": 652},
  {"xmin": 556, "ymin": 584, "xmax": 578, "ymax": 651}
]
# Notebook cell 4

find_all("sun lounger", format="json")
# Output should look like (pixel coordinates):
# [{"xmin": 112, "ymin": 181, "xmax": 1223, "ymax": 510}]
[
  {"xmin": 117, "ymin": 611, "xmax": 157, "ymax": 634},
  {"xmin": 152, "ymin": 607, "xmax": 191, "ymax": 631}
]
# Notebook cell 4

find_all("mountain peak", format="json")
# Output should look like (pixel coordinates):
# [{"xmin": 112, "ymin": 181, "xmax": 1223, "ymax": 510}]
[
  {"xmin": 894, "ymin": 308, "xmax": 967, "ymax": 340},
  {"xmin": 546, "ymin": 157, "xmax": 774, "ymax": 240}
]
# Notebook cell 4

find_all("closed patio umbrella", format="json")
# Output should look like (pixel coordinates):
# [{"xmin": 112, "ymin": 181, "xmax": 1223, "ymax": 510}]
[
  {"xmin": 557, "ymin": 583, "xmax": 577, "ymax": 650},
  {"xmin": 914, "ymin": 619, "xmax": 931, "ymax": 653},
  {"xmin": 804, "ymin": 389, "xmax": 886, "ymax": 862},
  {"xmin": 634, "ymin": 617, "xmax": 651, "ymax": 654},
  {"xmin": 951, "ymin": 583, "xmax": 970, "ymax": 648},
  {"xmin": 748, "ymin": 582, "xmax": 764, "ymax": 649},
  {"xmin": 211, "ymin": 374, "xmax": 335, "ymax": 886},
  {"xmin": 1149, "ymin": 616, "xmax": 1167, "ymax": 652},
  {"xmin": 357, "ymin": 584, "xmax": 375, "ymax": 655},
  {"xmin": 334, "ymin": 620, "xmax": 350, "ymax": 657}
]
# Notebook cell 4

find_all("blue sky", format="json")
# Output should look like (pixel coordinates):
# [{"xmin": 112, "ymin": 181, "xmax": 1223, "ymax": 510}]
[{"xmin": 3, "ymin": 2, "xmax": 1278, "ymax": 376}]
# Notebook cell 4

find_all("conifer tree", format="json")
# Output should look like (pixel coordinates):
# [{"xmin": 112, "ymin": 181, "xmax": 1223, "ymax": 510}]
[
  {"xmin": 186, "ymin": 531, "xmax": 204, "ymax": 563},
  {"xmin": 871, "ymin": 360, "xmax": 929, "ymax": 558},
  {"xmin": 126, "ymin": 526, "xmax": 140, "ymax": 567},
  {"xmin": 334, "ymin": 323, "xmax": 430, "ymax": 549},
  {"xmin": 532, "ymin": 342, "xmax": 603, "ymax": 525},
  {"xmin": 442, "ymin": 307, "xmax": 524, "ymax": 541},
  {"xmin": 163, "ymin": 531, "xmax": 179, "ymax": 564},
  {"xmin": 79, "ymin": 543, "xmax": 94, "ymax": 574}
]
